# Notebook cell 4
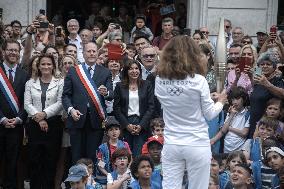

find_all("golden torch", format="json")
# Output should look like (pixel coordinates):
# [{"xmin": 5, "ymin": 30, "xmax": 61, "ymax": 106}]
[{"xmin": 214, "ymin": 18, "xmax": 227, "ymax": 93}]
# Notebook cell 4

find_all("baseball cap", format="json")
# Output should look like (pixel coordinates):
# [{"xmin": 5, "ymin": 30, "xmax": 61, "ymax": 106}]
[
  {"xmin": 65, "ymin": 164, "xmax": 88, "ymax": 182},
  {"xmin": 105, "ymin": 116, "xmax": 120, "ymax": 131},
  {"xmin": 146, "ymin": 135, "xmax": 164, "ymax": 147},
  {"xmin": 256, "ymin": 30, "xmax": 267, "ymax": 35}
]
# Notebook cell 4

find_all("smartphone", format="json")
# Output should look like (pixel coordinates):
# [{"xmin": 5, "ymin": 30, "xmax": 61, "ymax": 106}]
[
  {"xmin": 39, "ymin": 9, "xmax": 45, "ymax": 15},
  {"xmin": 254, "ymin": 67, "xmax": 262, "ymax": 76},
  {"xmin": 56, "ymin": 27, "xmax": 62, "ymax": 37},
  {"xmin": 39, "ymin": 21, "xmax": 49, "ymax": 28},
  {"xmin": 270, "ymin": 25, "xmax": 277, "ymax": 43},
  {"xmin": 0, "ymin": 8, "xmax": 3, "ymax": 20},
  {"xmin": 237, "ymin": 57, "xmax": 252, "ymax": 73}
]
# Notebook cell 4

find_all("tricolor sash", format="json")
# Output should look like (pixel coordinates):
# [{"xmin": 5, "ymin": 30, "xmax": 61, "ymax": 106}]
[
  {"xmin": 0, "ymin": 67, "xmax": 20, "ymax": 114},
  {"xmin": 75, "ymin": 64, "xmax": 106, "ymax": 120}
]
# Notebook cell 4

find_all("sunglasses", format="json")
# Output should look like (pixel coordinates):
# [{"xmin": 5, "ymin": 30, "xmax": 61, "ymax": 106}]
[
  {"xmin": 225, "ymin": 25, "xmax": 231, "ymax": 29},
  {"xmin": 142, "ymin": 54, "xmax": 156, "ymax": 59},
  {"xmin": 201, "ymin": 31, "xmax": 209, "ymax": 34},
  {"xmin": 242, "ymin": 40, "xmax": 252, "ymax": 44}
]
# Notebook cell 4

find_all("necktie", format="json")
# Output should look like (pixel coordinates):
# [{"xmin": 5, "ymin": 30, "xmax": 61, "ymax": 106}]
[
  {"xmin": 8, "ymin": 69, "xmax": 13, "ymax": 83},
  {"xmin": 88, "ymin": 67, "xmax": 93, "ymax": 77}
]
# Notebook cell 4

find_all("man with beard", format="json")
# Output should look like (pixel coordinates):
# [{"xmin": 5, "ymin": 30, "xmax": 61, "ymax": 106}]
[{"xmin": 0, "ymin": 39, "xmax": 29, "ymax": 189}]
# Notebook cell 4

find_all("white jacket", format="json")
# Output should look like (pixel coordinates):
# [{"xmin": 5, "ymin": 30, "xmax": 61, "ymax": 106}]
[{"xmin": 24, "ymin": 77, "xmax": 64, "ymax": 118}]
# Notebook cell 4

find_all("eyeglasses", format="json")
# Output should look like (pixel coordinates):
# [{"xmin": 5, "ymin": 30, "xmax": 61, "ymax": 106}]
[
  {"xmin": 242, "ymin": 40, "xmax": 252, "ymax": 45},
  {"xmin": 259, "ymin": 62, "xmax": 272, "ymax": 66},
  {"xmin": 114, "ymin": 38, "xmax": 122, "ymax": 42},
  {"xmin": 201, "ymin": 31, "xmax": 209, "ymax": 34},
  {"xmin": 225, "ymin": 25, "xmax": 231, "ymax": 29},
  {"xmin": 5, "ymin": 49, "xmax": 19, "ymax": 53},
  {"xmin": 227, "ymin": 67, "xmax": 235, "ymax": 71},
  {"xmin": 142, "ymin": 54, "xmax": 156, "ymax": 59}
]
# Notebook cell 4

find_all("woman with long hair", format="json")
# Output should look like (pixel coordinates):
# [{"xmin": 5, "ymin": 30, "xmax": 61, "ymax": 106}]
[
  {"xmin": 114, "ymin": 59, "xmax": 154, "ymax": 157},
  {"xmin": 155, "ymin": 35, "xmax": 227, "ymax": 189},
  {"xmin": 24, "ymin": 55, "xmax": 64, "ymax": 188}
]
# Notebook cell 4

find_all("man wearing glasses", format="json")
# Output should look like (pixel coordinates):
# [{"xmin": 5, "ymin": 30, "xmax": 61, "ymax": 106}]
[
  {"xmin": 66, "ymin": 19, "xmax": 84, "ymax": 63},
  {"xmin": 140, "ymin": 46, "xmax": 158, "ymax": 80},
  {"xmin": 0, "ymin": 39, "xmax": 29, "ymax": 189},
  {"xmin": 10, "ymin": 20, "xmax": 22, "ymax": 42},
  {"xmin": 224, "ymin": 19, "xmax": 233, "ymax": 49},
  {"xmin": 232, "ymin": 27, "xmax": 244, "ymax": 45}
]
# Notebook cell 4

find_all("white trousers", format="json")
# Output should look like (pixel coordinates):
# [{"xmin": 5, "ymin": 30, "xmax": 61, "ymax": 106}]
[{"xmin": 162, "ymin": 144, "xmax": 211, "ymax": 189}]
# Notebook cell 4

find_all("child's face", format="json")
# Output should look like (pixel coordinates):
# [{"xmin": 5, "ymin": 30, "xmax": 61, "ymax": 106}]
[
  {"xmin": 87, "ymin": 164, "xmax": 94, "ymax": 175},
  {"xmin": 136, "ymin": 19, "xmax": 145, "ymax": 29},
  {"xmin": 231, "ymin": 166, "xmax": 252, "ymax": 187},
  {"xmin": 228, "ymin": 156, "xmax": 243, "ymax": 172},
  {"xmin": 136, "ymin": 160, "xmax": 152, "ymax": 179},
  {"xmin": 210, "ymin": 159, "xmax": 220, "ymax": 175},
  {"xmin": 266, "ymin": 104, "xmax": 281, "ymax": 118},
  {"xmin": 231, "ymin": 97, "xmax": 244, "ymax": 111},
  {"xmin": 107, "ymin": 127, "xmax": 120, "ymax": 140},
  {"xmin": 208, "ymin": 178, "xmax": 219, "ymax": 189},
  {"xmin": 267, "ymin": 151, "xmax": 284, "ymax": 171},
  {"xmin": 152, "ymin": 126, "xmax": 164, "ymax": 137},
  {"xmin": 70, "ymin": 179, "xmax": 86, "ymax": 189},
  {"xmin": 148, "ymin": 143, "xmax": 162, "ymax": 163},
  {"xmin": 114, "ymin": 156, "xmax": 129, "ymax": 170},
  {"xmin": 258, "ymin": 124, "xmax": 275, "ymax": 140},
  {"xmin": 127, "ymin": 49, "xmax": 136, "ymax": 58}
]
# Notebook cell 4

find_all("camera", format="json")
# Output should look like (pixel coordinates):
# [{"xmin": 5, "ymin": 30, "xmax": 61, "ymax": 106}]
[{"xmin": 39, "ymin": 21, "xmax": 49, "ymax": 28}]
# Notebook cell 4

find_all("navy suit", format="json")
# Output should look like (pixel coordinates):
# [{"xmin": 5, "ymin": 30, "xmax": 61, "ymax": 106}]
[
  {"xmin": 0, "ymin": 63, "xmax": 28, "ymax": 189},
  {"xmin": 62, "ymin": 63, "xmax": 113, "ymax": 163}
]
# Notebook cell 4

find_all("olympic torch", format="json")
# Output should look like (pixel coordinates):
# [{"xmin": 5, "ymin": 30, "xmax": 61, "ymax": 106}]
[{"xmin": 214, "ymin": 18, "xmax": 227, "ymax": 93}]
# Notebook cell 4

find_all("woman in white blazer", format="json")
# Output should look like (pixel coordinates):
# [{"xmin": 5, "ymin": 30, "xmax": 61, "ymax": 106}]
[{"xmin": 24, "ymin": 54, "xmax": 64, "ymax": 189}]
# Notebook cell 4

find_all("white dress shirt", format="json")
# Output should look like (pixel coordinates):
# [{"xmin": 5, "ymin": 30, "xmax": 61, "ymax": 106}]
[
  {"xmin": 68, "ymin": 34, "xmax": 85, "ymax": 63},
  {"xmin": 3, "ymin": 62, "xmax": 17, "ymax": 82}
]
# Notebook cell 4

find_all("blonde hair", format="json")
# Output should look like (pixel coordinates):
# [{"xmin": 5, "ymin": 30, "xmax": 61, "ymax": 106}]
[
  {"xmin": 240, "ymin": 44, "xmax": 258, "ymax": 67},
  {"xmin": 157, "ymin": 35, "xmax": 205, "ymax": 80}
]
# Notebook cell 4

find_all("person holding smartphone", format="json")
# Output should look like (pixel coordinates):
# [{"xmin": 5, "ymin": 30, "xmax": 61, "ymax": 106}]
[
  {"xmin": 226, "ymin": 44, "xmax": 257, "ymax": 94},
  {"xmin": 249, "ymin": 51, "xmax": 284, "ymax": 139}
]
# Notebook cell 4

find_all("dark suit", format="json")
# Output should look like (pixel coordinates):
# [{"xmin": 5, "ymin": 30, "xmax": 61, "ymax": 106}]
[
  {"xmin": 62, "ymin": 63, "xmax": 113, "ymax": 163},
  {"xmin": 0, "ymin": 63, "xmax": 28, "ymax": 189},
  {"xmin": 113, "ymin": 80, "xmax": 154, "ymax": 156}
]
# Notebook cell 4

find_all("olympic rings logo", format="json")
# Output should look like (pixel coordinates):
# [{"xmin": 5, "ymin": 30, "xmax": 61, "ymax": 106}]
[{"xmin": 167, "ymin": 87, "xmax": 183, "ymax": 96}]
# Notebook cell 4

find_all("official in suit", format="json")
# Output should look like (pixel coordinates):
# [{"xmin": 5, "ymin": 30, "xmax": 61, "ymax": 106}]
[
  {"xmin": 0, "ymin": 40, "xmax": 29, "ymax": 189},
  {"xmin": 62, "ymin": 42, "xmax": 113, "ymax": 164},
  {"xmin": 24, "ymin": 54, "xmax": 64, "ymax": 189},
  {"xmin": 113, "ymin": 60, "xmax": 154, "ymax": 157}
]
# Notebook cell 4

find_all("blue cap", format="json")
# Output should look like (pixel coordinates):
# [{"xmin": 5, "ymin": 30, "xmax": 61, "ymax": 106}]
[{"xmin": 65, "ymin": 164, "xmax": 88, "ymax": 182}]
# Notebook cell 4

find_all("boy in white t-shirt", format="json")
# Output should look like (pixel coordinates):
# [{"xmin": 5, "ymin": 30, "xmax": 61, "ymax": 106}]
[{"xmin": 211, "ymin": 86, "xmax": 250, "ymax": 153}]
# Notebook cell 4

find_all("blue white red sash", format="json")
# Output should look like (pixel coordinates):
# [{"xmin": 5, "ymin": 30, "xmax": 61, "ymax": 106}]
[
  {"xmin": 75, "ymin": 64, "xmax": 106, "ymax": 120},
  {"xmin": 0, "ymin": 66, "xmax": 20, "ymax": 114}
]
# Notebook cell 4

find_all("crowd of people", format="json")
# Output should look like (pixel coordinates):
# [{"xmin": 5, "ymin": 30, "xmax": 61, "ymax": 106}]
[{"xmin": 0, "ymin": 2, "xmax": 284, "ymax": 189}]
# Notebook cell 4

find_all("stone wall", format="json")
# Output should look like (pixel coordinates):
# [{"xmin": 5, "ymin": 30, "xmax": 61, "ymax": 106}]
[{"xmin": 187, "ymin": 0, "xmax": 278, "ymax": 37}]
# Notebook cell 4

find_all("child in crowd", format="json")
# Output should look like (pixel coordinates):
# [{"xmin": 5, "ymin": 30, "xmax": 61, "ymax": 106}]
[
  {"xmin": 230, "ymin": 164, "xmax": 254, "ymax": 189},
  {"xmin": 129, "ymin": 155, "xmax": 162, "ymax": 189},
  {"xmin": 211, "ymin": 87, "xmax": 250, "ymax": 153},
  {"xmin": 77, "ymin": 158, "xmax": 102, "ymax": 188},
  {"xmin": 208, "ymin": 174, "xmax": 219, "ymax": 189},
  {"xmin": 65, "ymin": 164, "xmax": 101, "ymax": 189},
  {"xmin": 141, "ymin": 118, "xmax": 164, "ymax": 155},
  {"xmin": 251, "ymin": 136, "xmax": 279, "ymax": 189},
  {"xmin": 96, "ymin": 116, "xmax": 132, "ymax": 185},
  {"xmin": 211, "ymin": 154, "xmax": 232, "ymax": 189},
  {"xmin": 254, "ymin": 98, "xmax": 284, "ymax": 140},
  {"xmin": 243, "ymin": 116, "xmax": 279, "ymax": 162},
  {"xmin": 265, "ymin": 146, "xmax": 284, "ymax": 189},
  {"xmin": 107, "ymin": 148, "xmax": 134, "ymax": 189},
  {"xmin": 223, "ymin": 151, "xmax": 247, "ymax": 189},
  {"xmin": 130, "ymin": 14, "xmax": 154, "ymax": 43},
  {"xmin": 125, "ymin": 43, "xmax": 136, "ymax": 59}
]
